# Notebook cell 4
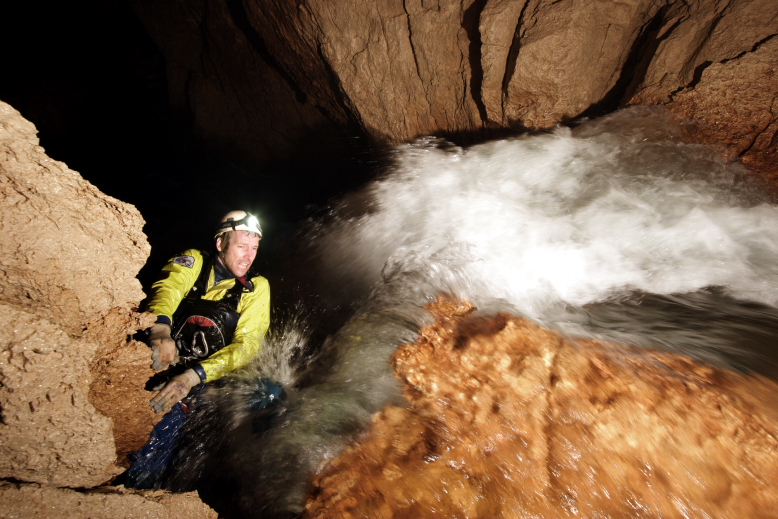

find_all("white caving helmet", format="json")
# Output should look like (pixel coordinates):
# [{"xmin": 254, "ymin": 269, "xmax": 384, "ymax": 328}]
[{"xmin": 214, "ymin": 210, "xmax": 263, "ymax": 239}]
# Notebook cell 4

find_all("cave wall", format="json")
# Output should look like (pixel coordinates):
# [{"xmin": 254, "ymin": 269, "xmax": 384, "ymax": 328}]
[
  {"xmin": 0, "ymin": 100, "xmax": 147, "ymax": 487},
  {"xmin": 0, "ymin": 101, "xmax": 216, "ymax": 517},
  {"xmin": 133, "ymin": 0, "xmax": 778, "ymax": 176}
]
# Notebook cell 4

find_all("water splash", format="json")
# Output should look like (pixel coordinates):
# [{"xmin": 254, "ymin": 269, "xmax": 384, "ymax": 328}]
[{"xmin": 166, "ymin": 107, "xmax": 778, "ymax": 516}]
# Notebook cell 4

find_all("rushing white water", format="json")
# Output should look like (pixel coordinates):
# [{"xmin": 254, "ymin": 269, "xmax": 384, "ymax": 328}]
[
  {"xmin": 166, "ymin": 107, "xmax": 778, "ymax": 517},
  {"xmin": 312, "ymin": 107, "xmax": 778, "ymax": 317}
]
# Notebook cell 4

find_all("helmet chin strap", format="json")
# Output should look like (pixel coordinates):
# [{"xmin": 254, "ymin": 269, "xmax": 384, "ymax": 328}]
[
  {"xmin": 216, "ymin": 251, "xmax": 228, "ymax": 268},
  {"xmin": 215, "ymin": 234, "xmax": 227, "ymax": 259},
  {"xmin": 213, "ymin": 238, "xmax": 227, "ymax": 268},
  {"xmin": 214, "ymin": 253, "xmax": 235, "ymax": 278}
]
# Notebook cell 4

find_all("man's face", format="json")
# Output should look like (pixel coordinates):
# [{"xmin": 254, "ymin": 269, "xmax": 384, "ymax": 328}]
[{"xmin": 216, "ymin": 231, "xmax": 260, "ymax": 278}]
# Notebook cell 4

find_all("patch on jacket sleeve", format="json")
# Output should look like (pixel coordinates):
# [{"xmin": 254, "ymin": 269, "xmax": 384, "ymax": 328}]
[{"xmin": 172, "ymin": 255, "xmax": 195, "ymax": 268}]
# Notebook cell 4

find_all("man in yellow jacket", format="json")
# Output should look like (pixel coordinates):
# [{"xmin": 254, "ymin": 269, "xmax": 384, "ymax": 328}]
[
  {"xmin": 146, "ymin": 209, "xmax": 270, "ymax": 412},
  {"xmin": 125, "ymin": 210, "xmax": 270, "ymax": 488}
]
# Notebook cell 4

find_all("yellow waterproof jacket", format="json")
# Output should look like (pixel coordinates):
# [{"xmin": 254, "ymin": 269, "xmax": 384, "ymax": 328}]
[{"xmin": 147, "ymin": 249, "xmax": 270, "ymax": 383}]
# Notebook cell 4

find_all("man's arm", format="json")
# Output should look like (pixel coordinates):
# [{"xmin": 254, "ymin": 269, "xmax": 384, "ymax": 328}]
[
  {"xmin": 196, "ymin": 276, "xmax": 270, "ymax": 383},
  {"xmin": 146, "ymin": 249, "xmax": 204, "ymax": 370},
  {"xmin": 146, "ymin": 249, "xmax": 204, "ymax": 322}
]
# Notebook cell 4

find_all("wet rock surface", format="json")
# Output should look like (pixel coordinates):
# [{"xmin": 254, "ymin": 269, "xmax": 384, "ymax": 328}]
[
  {"xmin": 134, "ymin": 0, "xmax": 778, "ymax": 176},
  {"xmin": 304, "ymin": 300, "xmax": 778, "ymax": 518},
  {"xmin": 666, "ymin": 36, "xmax": 778, "ymax": 181}
]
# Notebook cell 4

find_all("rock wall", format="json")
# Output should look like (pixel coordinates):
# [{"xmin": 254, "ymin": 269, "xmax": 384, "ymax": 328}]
[
  {"xmin": 132, "ymin": 0, "xmax": 778, "ymax": 177},
  {"xmin": 0, "ymin": 101, "xmax": 215, "ymax": 516},
  {"xmin": 0, "ymin": 100, "xmax": 148, "ymax": 487},
  {"xmin": 0, "ymin": 102, "xmax": 147, "ymax": 334},
  {"xmin": 304, "ymin": 300, "xmax": 778, "ymax": 518},
  {"xmin": 0, "ymin": 482, "xmax": 216, "ymax": 519}
]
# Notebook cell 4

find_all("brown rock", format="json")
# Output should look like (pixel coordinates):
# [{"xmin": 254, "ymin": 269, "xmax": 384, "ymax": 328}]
[
  {"xmin": 0, "ymin": 482, "xmax": 218, "ymax": 519},
  {"xmin": 133, "ymin": 0, "xmax": 778, "ymax": 178},
  {"xmin": 0, "ymin": 304, "xmax": 121, "ymax": 487},
  {"xmin": 0, "ymin": 101, "xmax": 161, "ymax": 491},
  {"xmin": 87, "ymin": 308, "xmax": 160, "ymax": 466},
  {"xmin": 0, "ymin": 101, "xmax": 148, "ymax": 335},
  {"xmin": 665, "ymin": 37, "xmax": 778, "ymax": 181},
  {"xmin": 633, "ymin": 0, "xmax": 778, "ymax": 104},
  {"xmin": 0, "ymin": 98, "xmax": 219, "ymax": 519},
  {"xmin": 304, "ymin": 300, "xmax": 778, "ymax": 518},
  {"xmin": 289, "ymin": 0, "xmax": 484, "ymax": 139},
  {"xmin": 499, "ymin": 0, "xmax": 664, "ymax": 128}
]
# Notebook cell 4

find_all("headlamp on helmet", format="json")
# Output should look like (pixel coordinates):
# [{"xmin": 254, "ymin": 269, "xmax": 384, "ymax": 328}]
[{"xmin": 214, "ymin": 210, "xmax": 263, "ymax": 239}]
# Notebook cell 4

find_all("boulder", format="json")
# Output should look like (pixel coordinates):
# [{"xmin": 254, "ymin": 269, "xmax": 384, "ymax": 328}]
[
  {"xmin": 0, "ymin": 100, "xmax": 212, "ymax": 514},
  {"xmin": 304, "ymin": 300, "xmax": 778, "ymax": 518}
]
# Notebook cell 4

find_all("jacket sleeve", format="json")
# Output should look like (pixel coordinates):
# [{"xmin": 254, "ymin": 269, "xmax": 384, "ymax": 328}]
[
  {"xmin": 146, "ymin": 249, "xmax": 204, "ymax": 325},
  {"xmin": 198, "ymin": 276, "xmax": 270, "ymax": 382}
]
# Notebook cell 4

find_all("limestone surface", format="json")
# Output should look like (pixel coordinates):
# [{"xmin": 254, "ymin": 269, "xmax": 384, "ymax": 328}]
[
  {"xmin": 0, "ymin": 100, "xmax": 212, "ymax": 513},
  {"xmin": 0, "ymin": 101, "xmax": 154, "ymax": 487},
  {"xmin": 0, "ymin": 482, "xmax": 217, "ymax": 519},
  {"xmin": 0, "ymin": 304, "xmax": 120, "ymax": 487},
  {"xmin": 87, "ymin": 308, "xmax": 160, "ymax": 466},
  {"xmin": 0, "ymin": 101, "xmax": 148, "ymax": 335}
]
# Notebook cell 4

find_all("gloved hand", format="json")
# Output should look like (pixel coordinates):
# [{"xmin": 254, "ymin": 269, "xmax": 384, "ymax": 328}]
[
  {"xmin": 147, "ymin": 323, "xmax": 178, "ymax": 371},
  {"xmin": 150, "ymin": 368, "xmax": 201, "ymax": 414}
]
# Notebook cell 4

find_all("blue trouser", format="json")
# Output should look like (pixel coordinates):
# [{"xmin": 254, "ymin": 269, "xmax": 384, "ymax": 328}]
[
  {"xmin": 124, "ymin": 377, "xmax": 284, "ymax": 489},
  {"xmin": 124, "ymin": 398, "xmax": 192, "ymax": 490}
]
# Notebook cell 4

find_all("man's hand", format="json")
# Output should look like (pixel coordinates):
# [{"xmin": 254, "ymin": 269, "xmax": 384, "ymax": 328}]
[
  {"xmin": 147, "ymin": 323, "xmax": 178, "ymax": 371},
  {"xmin": 150, "ymin": 368, "xmax": 201, "ymax": 414}
]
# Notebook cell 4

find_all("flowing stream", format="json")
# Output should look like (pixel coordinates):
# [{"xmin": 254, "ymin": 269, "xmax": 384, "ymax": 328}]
[{"xmin": 165, "ymin": 107, "xmax": 778, "ymax": 517}]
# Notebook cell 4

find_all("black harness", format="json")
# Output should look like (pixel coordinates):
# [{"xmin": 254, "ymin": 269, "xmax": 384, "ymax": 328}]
[{"xmin": 171, "ymin": 252, "xmax": 250, "ymax": 365}]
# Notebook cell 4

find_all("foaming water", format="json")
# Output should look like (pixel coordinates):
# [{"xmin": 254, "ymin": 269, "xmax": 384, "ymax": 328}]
[
  {"xmin": 166, "ymin": 107, "xmax": 778, "ymax": 517},
  {"xmin": 312, "ymin": 108, "xmax": 778, "ymax": 315}
]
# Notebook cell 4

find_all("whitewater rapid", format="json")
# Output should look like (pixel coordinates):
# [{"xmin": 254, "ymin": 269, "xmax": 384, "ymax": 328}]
[{"xmin": 312, "ymin": 107, "xmax": 778, "ymax": 317}]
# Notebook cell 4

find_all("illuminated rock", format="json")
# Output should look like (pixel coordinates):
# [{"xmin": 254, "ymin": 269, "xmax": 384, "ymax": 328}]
[
  {"xmin": 0, "ymin": 100, "xmax": 211, "ymax": 513},
  {"xmin": 0, "ymin": 100, "xmax": 150, "ymax": 486},
  {"xmin": 0, "ymin": 482, "xmax": 217, "ymax": 519},
  {"xmin": 305, "ymin": 299, "xmax": 778, "ymax": 518}
]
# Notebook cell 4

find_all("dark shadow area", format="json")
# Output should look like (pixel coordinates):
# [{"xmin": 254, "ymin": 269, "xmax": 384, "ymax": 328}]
[
  {"xmin": 462, "ymin": 0, "xmax": 489, "ymax": 123},
  {"xmin": 578, "ymin": 5, "xmax": 677, "ymax": 120},
  {"xmin": 434, "ymin": 121, "xmax": 543, "ymax": 149},
  {"xmin": 1, "ymin": 0, "xmax": 384, "ymax": 300}
]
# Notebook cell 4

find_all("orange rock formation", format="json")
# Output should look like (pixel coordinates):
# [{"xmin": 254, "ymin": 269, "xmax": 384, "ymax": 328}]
[{"xmin": 305, "ymin": 300, "xmax": 778, "ymax": 518}]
